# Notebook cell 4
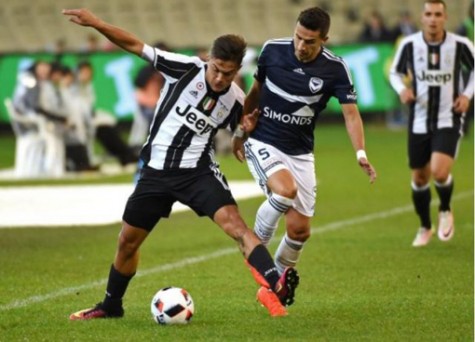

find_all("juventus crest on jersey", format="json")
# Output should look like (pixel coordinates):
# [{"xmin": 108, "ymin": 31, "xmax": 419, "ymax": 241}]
[
  {"xmin": 390, "ymin": 31, "xmax": 474, "ymax": 134},
  {"xmin": 140, "ymin": 46, "xmax": 244, "ymax": 170}
]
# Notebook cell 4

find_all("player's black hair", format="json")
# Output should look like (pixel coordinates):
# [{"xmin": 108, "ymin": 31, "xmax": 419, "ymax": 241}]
[
  {"xmin": 210, "ymin": 34, "xmax": 247, "ymax": 66},
  {"xmin": 297, "ymin": 7, "xmax": 331, "ymax": 39}
]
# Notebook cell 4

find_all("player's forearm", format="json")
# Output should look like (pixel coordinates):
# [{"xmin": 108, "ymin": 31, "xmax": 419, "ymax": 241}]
[
  {"xmin": 94, "ymin": 20, "xmax": 144, "ymax": 56},
  {"xmin": 462, "ymin": 70, "xmax": 474, "ymax": 100},
  {"xmin": 343, "ymin": 106, "xmax": 365, "ymax": 151},
  {"xmin": 389, "ymin": 71, "xmax": 408, "ymax": 95},
  {"xmin": 242, "ymin": 81, "xmax": 261, "ymax": 124}
]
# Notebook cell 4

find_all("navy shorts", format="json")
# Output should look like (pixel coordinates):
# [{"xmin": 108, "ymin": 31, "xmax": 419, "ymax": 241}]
[
  {"xmin": 408, "ymin": 128, "xmax": 462, "ymax": 169},
  {"xmin": 122, "ymin": 165, "xmax": 236, "ymax": 231}
]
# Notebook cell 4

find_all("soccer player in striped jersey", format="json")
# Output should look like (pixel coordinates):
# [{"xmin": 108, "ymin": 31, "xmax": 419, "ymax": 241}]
[
  {"xmin": 232, "ymin": 6, "xmax": 377, "ymax": 302},
  {"xmin": 63, "ymin": 8, "xmax": 297, "ymax": 319},
  {"xmin": 389, "ymin": 0, "xmax": 474, "ymax": 247}
]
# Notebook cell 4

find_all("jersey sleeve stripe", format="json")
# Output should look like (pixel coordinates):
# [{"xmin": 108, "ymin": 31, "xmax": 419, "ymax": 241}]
[
  {"xmin": 321, "ymin": 50, "xmax": 354, "ymax": 84},
  {"xmin": 153, "ymin": 49, "xmax": 202, "ymax": 79}
]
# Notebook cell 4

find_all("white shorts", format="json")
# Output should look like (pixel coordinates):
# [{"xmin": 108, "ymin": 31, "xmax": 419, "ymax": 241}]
[{"xmin": 244, "ymin": 138, "xmax": 316, "ymax": 217}]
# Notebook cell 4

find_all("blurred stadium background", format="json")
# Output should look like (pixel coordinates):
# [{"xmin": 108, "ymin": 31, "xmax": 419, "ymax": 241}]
[
  {"xmin": 0, "ymin": 0, "xmax": 471, "ymax": 125},
  {"xmin": 0, "ymin": 0, "xmax": 470, "ymax": 50}
]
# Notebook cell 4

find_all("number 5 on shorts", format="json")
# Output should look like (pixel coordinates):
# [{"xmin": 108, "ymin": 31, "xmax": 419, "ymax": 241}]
[{"xmin": 258, "ymin": 148, "xmax": 270, "ymax": 161}]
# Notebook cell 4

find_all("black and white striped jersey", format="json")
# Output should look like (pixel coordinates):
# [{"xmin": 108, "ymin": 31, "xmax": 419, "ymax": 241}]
[
  {"xmin": 140, "ymin": 45, "xmax": 244, "ymax": 170},
  {"xmin": 389, "ymin": 31, "xmax": 474, "ymax": 134}
]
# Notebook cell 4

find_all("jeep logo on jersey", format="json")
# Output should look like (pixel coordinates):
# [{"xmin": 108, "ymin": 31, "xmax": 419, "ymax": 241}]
[
  {"xmin": 416, "ymin": 70, "xmax": 452, "ymax": 85},
  {"xmin": 175, "ymin": 104, "xmax": 216, "ymax": 135},
  {"xmin": 309, "ymin": 77, "xmax": 323, "ymax": 93}
]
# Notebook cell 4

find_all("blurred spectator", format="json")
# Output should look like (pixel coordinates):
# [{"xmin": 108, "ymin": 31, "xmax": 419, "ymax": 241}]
[
  {"xmin": 53, "ymin": 38, "xmax": 67, "ymax": 63},
  {"xmin": 358, "ymin": 10, "xmax": 393, "ymax": 43},
  {"xmin": 391, "ymin": 10, "xmax": 418, "ymax": 40},
  {"xmin": 128, "ymin": 64, "xmax": 163, "ymax": 153},
  {"xmin": 76, "ymin": 62, "xmax": 138, "ymax": 168},
  {"xmin": 13, "ymin": 61, "xmax": 50, "ymax": 117},
  {"xmin": 9, "ymin": 62, "xmax": 51, "ymax": 177},
  {"xmin": 36, "ymin": 62, "xmax": 70, "ymax": 176},
  {"xmin": 62, "ymin": 62, "xmax": 98, "ymax": 171},
  {"xmin": 129, "ymin": 42, "xmax": 169, "ymax": 153},
  {"xmin": 85, "ymin": 33, "xmax": 100, "ymax": 52}
]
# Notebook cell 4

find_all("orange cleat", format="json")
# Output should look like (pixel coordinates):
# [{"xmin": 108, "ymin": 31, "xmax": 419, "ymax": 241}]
[{"xmin": 256, "ymin": 287, "xmax": 288, "ymax": 317}]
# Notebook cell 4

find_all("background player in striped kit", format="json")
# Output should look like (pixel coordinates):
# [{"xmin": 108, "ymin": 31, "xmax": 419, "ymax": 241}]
[
  {"xmin": 63, "ymin": 8, "xmax": 298, "ymax": 319},
  {"xmin": 389, "ymin": 0, "xmax": 474, "ymax": 247},
  {"xmin": 233, "ymin": 6, "xmax": 377, "ymax": 301}
]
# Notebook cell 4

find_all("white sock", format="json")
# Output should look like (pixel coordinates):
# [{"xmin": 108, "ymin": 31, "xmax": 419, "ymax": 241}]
[
  {"xmin": 254, "ymin": 194, "xmax": 293, "ymax": 246},
  {"xmin": 275, "ymin": 234, "xmax": 304, "ymax": 275}
]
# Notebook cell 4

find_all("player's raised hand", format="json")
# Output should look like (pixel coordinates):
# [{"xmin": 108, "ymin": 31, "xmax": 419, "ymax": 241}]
[
  {"xmin": 62, "ymin": 8, "xmax": 100, "ymax": 27},
  {"xmin": 358, "ymin": 157, "xmax": 377, "ymax": 184}
]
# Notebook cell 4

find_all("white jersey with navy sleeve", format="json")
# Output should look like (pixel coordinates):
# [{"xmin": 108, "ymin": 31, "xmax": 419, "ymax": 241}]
[
  {"xmin": 140, "ymin": 45, "xmax": 244, "ymax": 170},
  {"xmin": 250, "ymin": 38, "xmax": 357, "ymax": 155}
]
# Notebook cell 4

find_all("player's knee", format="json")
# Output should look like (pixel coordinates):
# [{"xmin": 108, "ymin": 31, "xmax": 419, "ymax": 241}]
[
  {"xmin": 412, "ymin": 173, "xmax": 429, "ymax": 187},
  {"xmin": 117, "ymin": 231, "xmax": 141, "ymax": 256},
  {"xmin": 273, "ymin": 186, "xmax": 297, "ymax": 199},
  {"xmin": 432, "ymin": 169, "xmax": 450, "ymax": 184},
  {"xmin": 286, "ymin": 225, "xmax": 311, "ymax": 242}
]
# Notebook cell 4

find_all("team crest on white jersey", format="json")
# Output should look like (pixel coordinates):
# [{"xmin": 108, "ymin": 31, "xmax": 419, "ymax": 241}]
[
  {"xmin": 309, "ymin": 77, "xmax": 323, "ymax": 93},
  {"xmin": 429, "ymin": 52, "xmax": 439, "ymax": 66},
  {"xmin": 202, "ymin": 96, "xmax": 216, "ymax": 111}
]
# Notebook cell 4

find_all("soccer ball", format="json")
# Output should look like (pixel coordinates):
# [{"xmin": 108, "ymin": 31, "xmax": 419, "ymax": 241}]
[{"xmin": 150, "ymin": 287, "xmax": 194, "ymax": 325}]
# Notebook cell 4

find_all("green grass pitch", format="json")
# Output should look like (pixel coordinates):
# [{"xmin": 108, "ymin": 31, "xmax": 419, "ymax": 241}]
[{"xmin": 0, "ymin": 124, "xmax": 473, "ymax": 341}]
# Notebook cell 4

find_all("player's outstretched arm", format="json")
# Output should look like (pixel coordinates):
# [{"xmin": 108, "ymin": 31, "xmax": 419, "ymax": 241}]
[
  {"xmin": 341, "ymin": 103, "xmax": 377, "ymax": 184},
  {"xmin": 62, "ymin": 8, "xmax": 144, "ymax": 56}
]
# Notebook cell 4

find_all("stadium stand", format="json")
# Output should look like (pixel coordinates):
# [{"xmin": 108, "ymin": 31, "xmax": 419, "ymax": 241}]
[{"xmin": 0, "ymin": 0, "xmax": 469, "ymax": 52}]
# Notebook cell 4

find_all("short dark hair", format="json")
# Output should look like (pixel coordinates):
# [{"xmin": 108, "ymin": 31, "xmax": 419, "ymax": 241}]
[
  {"xmin": 210, "ymin": 34, "xmax": 247, "ymax": 66},
  {"xmin": 424, "ymin": 0, "xmax": 447, "ymax": 9},
  {"xmin": 297, "ymin": 7, "xmax": 331, "ymax": 38}
]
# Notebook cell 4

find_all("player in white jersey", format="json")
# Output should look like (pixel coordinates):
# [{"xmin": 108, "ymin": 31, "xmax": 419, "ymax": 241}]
[
  {"xmin": 63, "ymin": 8, "xmax": 298, "ymax": 319},
  {"xmin": 389, "ymin": 0, "xmax": 474, "ymax": 247},
  {"xmin": 232, "ymin": 7, "xmax": 377, "ymax": 302}
]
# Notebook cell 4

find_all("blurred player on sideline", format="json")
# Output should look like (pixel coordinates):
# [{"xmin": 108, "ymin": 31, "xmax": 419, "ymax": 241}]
[
  {"xmin": 389, "ymin": 0, "xmax": 474, "ymax": 247},
  {"xmin": 63, "ymin": 8, "xmax": 298, "ymax": 319},
  {"xmin": 232, "ymin": 6, "xmax": 377, "ymax": 301}
]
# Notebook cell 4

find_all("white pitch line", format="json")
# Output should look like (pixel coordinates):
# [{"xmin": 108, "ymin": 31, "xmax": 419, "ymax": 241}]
[{"xmin": 0, "ymin": 190, "xmax": 472, "ymax": 312}]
